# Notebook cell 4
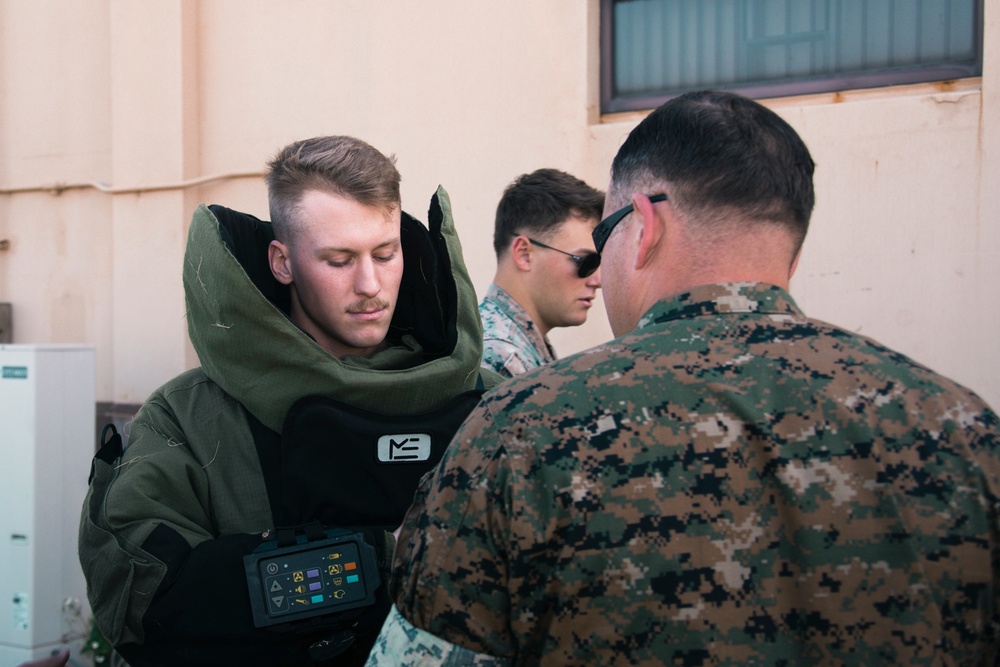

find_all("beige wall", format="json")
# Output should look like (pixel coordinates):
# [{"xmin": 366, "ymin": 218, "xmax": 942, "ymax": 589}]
[{"xmin": 1, "ymin": 0, "xmax": 998, "ymax": 411}]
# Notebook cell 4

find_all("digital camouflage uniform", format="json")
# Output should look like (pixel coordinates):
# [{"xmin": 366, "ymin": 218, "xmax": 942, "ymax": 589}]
[
  {"xmin": 479, "ymin": 283, "xmax": 556, "ymax": 379},
  {"xmin": 368, "ymin": 281, "xmax": 1000, "ymax": 666}
]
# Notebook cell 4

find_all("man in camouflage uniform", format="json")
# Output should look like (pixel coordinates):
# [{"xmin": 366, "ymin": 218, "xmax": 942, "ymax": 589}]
[
  {"xmin": 366, "ymin": 91, "xmax": 1000, "ymax": 665},
  {"xmin": 480, "ymin": 169, "xmax": 604, "ymax": 378}
]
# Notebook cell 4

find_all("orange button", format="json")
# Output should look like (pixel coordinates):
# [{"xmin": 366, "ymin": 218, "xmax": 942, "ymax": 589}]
[{"xmin": 345, "ymin": 562, "xmax": 357, "ymax": 571}]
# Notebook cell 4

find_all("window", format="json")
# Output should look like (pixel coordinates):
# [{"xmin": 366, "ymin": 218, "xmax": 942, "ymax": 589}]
[{"xmin": 601, "ymin": 0, "xmax": 984, "ymax": 113}]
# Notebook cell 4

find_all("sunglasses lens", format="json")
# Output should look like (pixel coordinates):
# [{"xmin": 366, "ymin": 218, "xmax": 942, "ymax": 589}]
[{"xmin": 578, "ymin": 253, "xmax": 601, "ymax": 278}]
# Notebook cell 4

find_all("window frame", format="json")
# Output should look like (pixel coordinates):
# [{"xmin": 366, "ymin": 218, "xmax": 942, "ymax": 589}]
[{"xmin": 600, "ymin": 0, "xmax": 985, "ymax": 114}]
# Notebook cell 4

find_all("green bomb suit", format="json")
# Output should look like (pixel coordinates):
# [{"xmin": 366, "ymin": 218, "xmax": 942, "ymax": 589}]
[{"xmin": 79, "ymin": 187, "xmax": 501, "ymax": 666}]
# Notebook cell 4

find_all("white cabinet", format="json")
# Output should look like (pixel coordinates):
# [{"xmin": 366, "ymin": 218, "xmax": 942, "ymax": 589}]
[{"xmin": 0, "ymin": 345, "xmax": 95, "ymax": 664}]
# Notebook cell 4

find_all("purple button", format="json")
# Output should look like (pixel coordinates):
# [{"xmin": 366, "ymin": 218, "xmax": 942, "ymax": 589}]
[
  {"xmin": 307, "ymin": 569, "xmax": 320, "ymax": 579},
  {"xmin": 309, "ymin": 582, "xmax": 322, "ymax": 592}
]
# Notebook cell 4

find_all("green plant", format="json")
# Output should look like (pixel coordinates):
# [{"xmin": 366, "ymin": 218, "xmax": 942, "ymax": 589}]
[
  {"xmin": 61, "ymin": 597, "xmax": 128, "ymax": 667},
  {"xmin": 80, "ymin": 617, "xmax": 120, "ymax": 665}
]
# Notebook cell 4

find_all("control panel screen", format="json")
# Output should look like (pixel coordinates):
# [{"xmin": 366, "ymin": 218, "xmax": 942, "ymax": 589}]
[{"xmin": 245, "ymin": 532, "xmax": 379, "ymax": 628}]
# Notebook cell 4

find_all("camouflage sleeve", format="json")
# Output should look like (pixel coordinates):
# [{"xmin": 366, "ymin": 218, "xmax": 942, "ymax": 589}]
[
  {"xmin": 365, "ymin": 605, "xmax": 511, "ymax": 666},
  {"xmin": 387, "ymin": 401, "xmax": 517, "ymax": 658},
  {"xmin": 480, "ymin": 339, "xmax": 522, "ymax": 379}
]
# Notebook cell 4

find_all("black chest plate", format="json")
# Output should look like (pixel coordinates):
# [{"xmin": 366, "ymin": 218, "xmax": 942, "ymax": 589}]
[{"xmin": 250, "ymin": 389, "xmax": 485, "ymax": 530}]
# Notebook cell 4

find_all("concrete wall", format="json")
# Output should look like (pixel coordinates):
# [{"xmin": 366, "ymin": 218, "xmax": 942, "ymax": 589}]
[{"xmin": 1, "ymin": 0, "xmax": 997, "ymax": 412}]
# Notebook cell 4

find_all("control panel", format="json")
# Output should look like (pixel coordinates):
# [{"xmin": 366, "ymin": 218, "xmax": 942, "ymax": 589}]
[{"xmin": 244, "ymin": 531, "xmax": 379, "ymax": 628}]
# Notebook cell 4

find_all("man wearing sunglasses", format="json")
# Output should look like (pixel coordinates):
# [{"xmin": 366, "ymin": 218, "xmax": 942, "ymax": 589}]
[
  {"xmin": 479, "ymin": 168, "xmax": 605, "ymax": 378},
  {"xmin": 368, "ymin": 92, "xmax": 1000, "ymax": 665}
]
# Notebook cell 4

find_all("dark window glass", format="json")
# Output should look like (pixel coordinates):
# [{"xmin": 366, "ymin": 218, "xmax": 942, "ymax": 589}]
[{"xmin": 601, "ymin": 0, "xmax": 983, "ymax": 113}]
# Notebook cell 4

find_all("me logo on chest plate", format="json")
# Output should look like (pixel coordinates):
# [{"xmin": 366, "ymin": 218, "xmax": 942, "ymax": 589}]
[{"xmin": 377, "ymin": 433, "xmax": 431, "ymax": 463}]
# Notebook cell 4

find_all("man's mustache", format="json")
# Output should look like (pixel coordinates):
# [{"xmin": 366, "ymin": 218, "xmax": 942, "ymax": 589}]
[{"xmin": 346, "ymin": 297, "xmax": 391, "ymax": 314}]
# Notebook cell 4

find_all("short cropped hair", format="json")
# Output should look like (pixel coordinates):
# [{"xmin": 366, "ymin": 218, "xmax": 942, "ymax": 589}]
[
  {"xmin": 493, "ymin": 168, "xmax": 605, "ymax": 258},
  {"xmin": 610, "ymin": 90, "xmax": 815, "ymax": 250},
  {"xmin": 266, "ymin": 136, "xmax": 401, "ymax": 242}
]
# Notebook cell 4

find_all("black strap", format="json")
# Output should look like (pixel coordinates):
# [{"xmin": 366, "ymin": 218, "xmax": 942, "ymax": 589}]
[
  {"xmin": 89, "ymin": 423, "xmax": 124, "ymax": 484},
  {"xmin": 308, "ymin": 629, "xmax": 356, "ymax": 662},
  {"xmin": 272, "ymin": 522, "xmax": 326, "ymax": 548},
  {"xmin": 246, "ymin": 409, "xmax": 284, "ymax": 525}
]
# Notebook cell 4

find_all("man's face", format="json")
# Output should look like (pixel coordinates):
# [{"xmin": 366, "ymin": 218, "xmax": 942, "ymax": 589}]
[
  {"xmin": 270, "ymin": 189, "xmax": 403, "ymax": 359},
  {"xmin": 525, "ymin": 216, "xmax": 602, "ymax": 334}
]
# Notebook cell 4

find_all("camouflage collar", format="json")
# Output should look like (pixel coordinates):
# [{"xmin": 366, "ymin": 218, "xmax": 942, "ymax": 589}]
[
  {"xmin": 637, "ymin": 282, "xmax": 802, "ymax": 330},
  {"xmin": 482, "ymin": 283, "xmax": 555, "ymax": 360}
]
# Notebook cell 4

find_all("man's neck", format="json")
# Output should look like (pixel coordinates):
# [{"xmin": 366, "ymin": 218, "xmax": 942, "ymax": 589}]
[{"xmin": 492, "ymin": 274, "xmax": 550, "ymax": 338}]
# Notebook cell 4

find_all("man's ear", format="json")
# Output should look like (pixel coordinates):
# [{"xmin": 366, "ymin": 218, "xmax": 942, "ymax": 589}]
[
  {"xmin": 510, "ymin": 235, "xmax": 534, "ymax": 272},
  {"xmin": 269, "ymin": 240, "xmax": 294, "ymax": 285},
  {"xmin": 632, "ymin": 194, "xmax": 665, "ymax": 271},
  {"xmin": 789, "ymin": 247, "xmax": 802, "ymax": 279}
]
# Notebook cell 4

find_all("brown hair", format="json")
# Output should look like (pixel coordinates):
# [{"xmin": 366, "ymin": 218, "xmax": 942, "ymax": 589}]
[
  {"xmin": 493, "ymin": 168, "xmax": 605, "ymax": 258},
  {"xmin": 266, "ymin": 136, "xmax": 401, "ymax": 241}
]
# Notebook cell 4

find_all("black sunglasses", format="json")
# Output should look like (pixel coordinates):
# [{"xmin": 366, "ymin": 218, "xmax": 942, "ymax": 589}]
[
  {"xmin": 591, "ymin": 193, "xmax": 668, "ymax": 254},
  {"xmin": 527, "ymin": 238, "xmax": 601, "ymax": 278}
]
